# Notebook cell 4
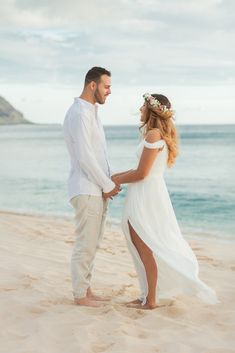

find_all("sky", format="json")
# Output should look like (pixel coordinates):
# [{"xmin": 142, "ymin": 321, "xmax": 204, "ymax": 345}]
[{"xmin": 0, "ymin": 0, "xmax": 234, "ymax": 125}]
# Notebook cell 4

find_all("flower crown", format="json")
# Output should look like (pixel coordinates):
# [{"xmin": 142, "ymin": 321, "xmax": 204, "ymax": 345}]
[{"xmin": 143, "ymin": 93, "xmax": 171, "ymax": 113}]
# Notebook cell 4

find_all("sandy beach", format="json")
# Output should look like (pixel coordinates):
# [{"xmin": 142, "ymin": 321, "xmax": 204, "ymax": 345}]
[{"xmin": 0, "ymin": 210, "xmax": 234, "ymax": 353}]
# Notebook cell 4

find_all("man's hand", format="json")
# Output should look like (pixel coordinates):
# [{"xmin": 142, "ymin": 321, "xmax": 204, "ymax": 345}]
[{"xmin": 102, "ymin": 184, "xmax": 121, "ymax": 200}]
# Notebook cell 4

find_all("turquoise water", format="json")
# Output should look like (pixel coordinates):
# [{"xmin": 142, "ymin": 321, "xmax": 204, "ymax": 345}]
[{"xmin": 0, "ymin": 124, "xmax": 234, "ymax": 239}]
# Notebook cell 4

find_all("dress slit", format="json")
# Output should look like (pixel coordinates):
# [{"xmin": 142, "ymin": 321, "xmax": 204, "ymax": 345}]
[{"xmin": 125, "ymin": 218, "xmax": 150, "ymax": 304}]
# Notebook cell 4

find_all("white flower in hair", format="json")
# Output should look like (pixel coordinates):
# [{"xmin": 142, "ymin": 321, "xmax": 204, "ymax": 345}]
[{"xmin": 143, "ymin": 93, "xmax": 171, "ymax": 112}]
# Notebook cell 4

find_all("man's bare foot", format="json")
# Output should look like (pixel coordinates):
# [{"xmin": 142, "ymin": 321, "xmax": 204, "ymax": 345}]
[
  {"xmin": 87, "ymin": 288, "xmax": 110, "ymax": 302},
  {"xmin": 74, "ymin": 297, "xmax": 103, "ymax": 307}
]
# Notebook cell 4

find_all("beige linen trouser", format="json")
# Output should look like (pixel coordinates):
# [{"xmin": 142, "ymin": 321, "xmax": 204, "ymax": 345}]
[{"xmin": 70, "ymin": 195, "xmax": 108, "ymax": 299}]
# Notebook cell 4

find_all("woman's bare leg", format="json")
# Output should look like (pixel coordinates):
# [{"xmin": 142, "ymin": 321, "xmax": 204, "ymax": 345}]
[{"xmin": 128, "ymin": 221, "xmax": 158, "ymax": 309}]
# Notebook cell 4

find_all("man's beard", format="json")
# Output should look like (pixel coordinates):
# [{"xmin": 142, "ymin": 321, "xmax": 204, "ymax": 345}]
[{"xmin": 94, "ymin": 88, "xmax": 105, "ymax": 104}]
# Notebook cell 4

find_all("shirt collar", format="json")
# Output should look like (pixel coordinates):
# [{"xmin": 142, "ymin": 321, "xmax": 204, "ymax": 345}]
[{"xmin": 74, "ymin": 97, "xmax": 98, "ymax": 114}]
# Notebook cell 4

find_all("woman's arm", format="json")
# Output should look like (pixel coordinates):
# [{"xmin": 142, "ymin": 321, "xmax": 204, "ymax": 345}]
[
  {"xmin": 111, "ymin": 169, "xmax": 133, "ymax": 178},
  {"xmin": 112, "ymin": 130, "xmax": 163, "ymax": 185}
]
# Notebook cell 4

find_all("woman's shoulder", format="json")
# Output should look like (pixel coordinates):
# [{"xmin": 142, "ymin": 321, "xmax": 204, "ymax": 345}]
[
  {"xmin": 145, "ymin": 128, "xmax": 162, "ymax": 143},
  {"xmin": 143, "ymin": 129, "xmax": 165, "ymax": 149}
]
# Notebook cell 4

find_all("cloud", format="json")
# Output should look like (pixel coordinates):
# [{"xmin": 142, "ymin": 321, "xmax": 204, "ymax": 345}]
[
  {"xmin": 0, "ymin": 0, "xmax": 234, "ymax": 87},
  {"xmin": 1, "ymin": 0, "xmax": 234, "ymax": 29},
  {"xmin": 0, "ymin": 1, "xmax": 234, "ymax": 125}
]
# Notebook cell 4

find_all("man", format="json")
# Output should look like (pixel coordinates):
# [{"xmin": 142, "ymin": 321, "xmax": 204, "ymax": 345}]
[{"xmin": 63, "ymin": 67, "xmax": 120, "ymax": 307}]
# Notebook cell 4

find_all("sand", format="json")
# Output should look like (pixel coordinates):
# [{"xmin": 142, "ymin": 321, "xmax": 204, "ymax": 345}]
[{"xmin": 0, "ymin": 210, "xmax": 234, "ymax": 353}]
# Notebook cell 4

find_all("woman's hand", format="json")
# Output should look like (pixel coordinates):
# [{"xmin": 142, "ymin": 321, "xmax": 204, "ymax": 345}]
[{"xmin": 102, "ymin": 184, "xmax": 121, "ymax": 200}]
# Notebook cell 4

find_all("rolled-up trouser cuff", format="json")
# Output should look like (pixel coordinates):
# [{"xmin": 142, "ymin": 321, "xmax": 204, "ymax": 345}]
[{"xmin": 73, "ymin": 289, "xmax": 88, "ymax": 299}]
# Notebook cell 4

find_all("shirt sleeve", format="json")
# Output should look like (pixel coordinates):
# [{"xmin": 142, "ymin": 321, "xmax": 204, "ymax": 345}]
[
  {"xmin": 70, "ymin": 111, "xmax": 115, "ymax": 193},
  {"xmin": 109, "ymin": 168, "xmax": 114, "ymax": 177},
  {"xmin": 97, "ymin": 116, "xmax": 114, "ymax": 177}
]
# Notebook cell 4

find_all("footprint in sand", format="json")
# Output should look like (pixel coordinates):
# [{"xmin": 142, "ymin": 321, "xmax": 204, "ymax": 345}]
[
  {"xmin": 28, "ymin": 306, "xmax": 45, "ymax": 315},
  {"xmin": 211, "ymin": 260, "xmax": 223, "ymax": 267},
  {"xmin": 64, "ymin": 238, "xmax": 74, "ymax": 244},
  {"xmin": 198, "ymin": 256, "xmax": 222, "ymax": 268},
  {"xmin": 34, "ymin": 230, "xmax": 45, "ymax": 236},
  {"xmin": 163, "ymin": 301, "xmax": 188, "ymax": 317},
  {"xmin": 20, "ymin": 274, "xmax": 38, "ymax": 289},
  {"xmin": 40, "ymin": 297, "xmax": 72, "ymax": 307},
  {"xmin": 100, "ymin": 247, "xmax": 116, "ymax": 255},
  {"xmin": 26, "ymin": 275, "xmax": 38, "ymax": 281},
  {"xmin": 138, "ymin": 331, "xmax": 148, "ymax": 339},
  {"xmin": 114, "ymin": 304, "xmax": 146, "ymax": 319},
  {"xmin": 92, "ymin": 343, "xmax": 114, "ymax": 353},
  {"xmin": 1, "ymin": 287, "xmax": 17, "ymax": 292},
  {"xmin": 116, "ymin": 284, "xmax": 134, "ymax": 296},
  {"xmin": 197, "ymin": 255, "xmax": 214, "ymax": 262},
  {"xmin": 192, "ymin": 246, "xmax": 202, "ymax": 251}
]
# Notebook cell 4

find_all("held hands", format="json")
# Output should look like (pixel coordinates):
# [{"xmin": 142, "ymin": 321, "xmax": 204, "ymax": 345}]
[
  {"xmin": 103, "ymin": 173, "xmax": 124, "ymax": 199},
  {"xmin": 102, "ymin": 184, "xmax": 121, "ymax": 200}
]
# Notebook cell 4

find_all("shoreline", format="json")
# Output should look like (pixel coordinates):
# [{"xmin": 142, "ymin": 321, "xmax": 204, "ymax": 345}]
[{"xmin": 0, "ymin": 208, "xmax": 234, "ymax": 243}]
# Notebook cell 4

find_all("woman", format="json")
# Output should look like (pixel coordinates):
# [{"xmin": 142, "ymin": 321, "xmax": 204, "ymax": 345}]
[{"xmin": 112, "ymin": 93, "xmax": 218, "ymax": 310}]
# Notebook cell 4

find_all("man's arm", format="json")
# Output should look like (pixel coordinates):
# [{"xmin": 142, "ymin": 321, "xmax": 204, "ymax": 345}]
[{"xmin": 70, "ymin": 112, "xmax": 116, "ymax": 193}]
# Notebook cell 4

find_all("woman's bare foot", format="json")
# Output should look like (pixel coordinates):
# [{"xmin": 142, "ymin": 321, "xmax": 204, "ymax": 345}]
[
  {"xmin": 139, "ymin": 302, "xmax": 159, "ymax": 310},
  {"xmin": 129, "ymin": 299, "xmax": 142, "ymax": 304},
  {"xmin": 125, "ymin": 299, "xmax": 142, "ymax": 305},
  {"xmin": 74, "ymin": 297, "xmax": 103, "ymax": 307},
  {"xmin": 127, "ymin": 301, "xmax": 163, "ymax": 310}
]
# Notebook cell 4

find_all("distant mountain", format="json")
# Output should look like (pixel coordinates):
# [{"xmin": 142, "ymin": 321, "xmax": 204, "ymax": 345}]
[{"xmin": 0, "ymin": 96, "xmax": 32, "ymax": 125}]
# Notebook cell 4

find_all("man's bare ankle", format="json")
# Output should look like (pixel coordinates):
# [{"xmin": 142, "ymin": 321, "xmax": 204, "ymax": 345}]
[
  {"xmin": 86, "ymin": 287, "xmax": 94, "ymax": 297},
  {"xmin": 86, "ymin": 288, "xmax": 109, "ymax": 301}
]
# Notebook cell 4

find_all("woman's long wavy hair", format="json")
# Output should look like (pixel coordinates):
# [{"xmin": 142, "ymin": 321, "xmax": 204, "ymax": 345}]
[{"xmin": 140, "ymin": 94, "xmax": 179, "ymax": 167}]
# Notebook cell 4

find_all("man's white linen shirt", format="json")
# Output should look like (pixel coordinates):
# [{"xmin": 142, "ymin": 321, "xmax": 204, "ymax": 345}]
[{"xmin": 63, "ymin": 97, "xmax": 115, "ymax": 201}]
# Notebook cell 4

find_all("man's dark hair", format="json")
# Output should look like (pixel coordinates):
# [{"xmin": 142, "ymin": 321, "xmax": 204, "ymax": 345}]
[{"xmin": 84, "ymin": 66, "xmax": 111, "ymax": 86}]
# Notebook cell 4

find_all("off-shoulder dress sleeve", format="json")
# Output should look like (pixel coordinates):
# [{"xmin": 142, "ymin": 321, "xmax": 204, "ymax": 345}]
[{"xmin": 143, "ymin": 139, "xmax": 165, "ymax": 149}]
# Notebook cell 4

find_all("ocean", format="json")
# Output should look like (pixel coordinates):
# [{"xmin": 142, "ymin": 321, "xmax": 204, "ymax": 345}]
[{"xmin": 0, "ymin": 124, "xmax": 234, "ymax": 240}]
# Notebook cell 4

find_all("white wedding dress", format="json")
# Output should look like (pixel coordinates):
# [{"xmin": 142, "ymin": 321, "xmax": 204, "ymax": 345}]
[{"xmin": 122, "ymin": 138, "xmax": 219, "ymax": 305}]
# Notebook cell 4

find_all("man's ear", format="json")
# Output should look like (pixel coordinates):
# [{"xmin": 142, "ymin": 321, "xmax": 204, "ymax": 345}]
[{"xmin": 90, "ymin": 81, "xmax": 97, "ymax": 91}]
